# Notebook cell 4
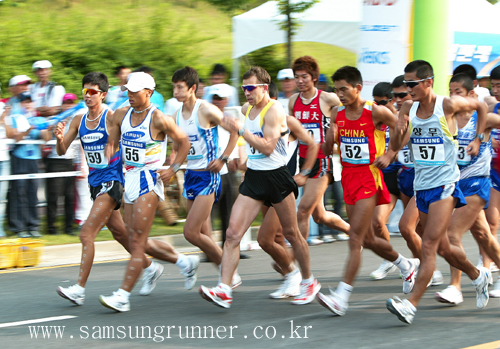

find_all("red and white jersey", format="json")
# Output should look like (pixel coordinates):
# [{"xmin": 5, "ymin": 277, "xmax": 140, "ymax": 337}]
[{"xmin": 292, "ymin": 90, "xmax": 329, "ymax": 159}]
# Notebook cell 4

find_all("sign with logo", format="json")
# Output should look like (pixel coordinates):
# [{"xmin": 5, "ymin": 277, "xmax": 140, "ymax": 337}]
[
  {"xmin": 358, "ymin": 0, "xmax": 412, "ymax": 99},
  {"xmin": 449, "ymin": 32, "xmax": 500, "ymax": 76}
]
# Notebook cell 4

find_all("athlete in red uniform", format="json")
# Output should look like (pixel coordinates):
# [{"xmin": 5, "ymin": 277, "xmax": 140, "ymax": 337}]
[
  {"xmin": 289, "ymin": 56, "xmax": 349, "ymax": 241},
  {"xmin": 316, "ymin": 66, "xmax": 418, "ymax": 317}
]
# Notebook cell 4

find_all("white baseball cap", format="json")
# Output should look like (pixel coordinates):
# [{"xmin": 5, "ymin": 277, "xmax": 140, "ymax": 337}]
[
  {"xmin": 9, "ymin": 75, "xmax": 32, "ymax": 86},
  {"xmin": 121, "ymin": 72, "xmax": 156, "ymax": 92},
  {"xmin": 277, "ymin": 68, "xmax": 294, "ymax": 80},
  {"xmin": 210, "ymin": 84, "xmax": 232, "ymax": 99},
  {"xmin": 32, "ymin": 60, "xmax": 52, "ymax": 70}
]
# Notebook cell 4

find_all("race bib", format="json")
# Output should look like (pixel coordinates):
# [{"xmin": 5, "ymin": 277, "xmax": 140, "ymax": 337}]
[
  {"xmin": 411, "ymin": 137, "xmax": 445, "ymax": 165},
  {"xmin": 299, "ymin": 123, "xmax": 321, "ymax": 144},
  {"xmin": 84, "ymin": 148, "xmax": 108, "ymax": 169},
  {"xmin": 187, "ymin": 134, "xmax": 203, "ymax": 160},
  {"xmin": 457, "ymin": 139, "xmax": 472, "ymax": 166},
  {"xmin": 122, "ymin": 140, "xmax": 145, "ymax": 167},
  {"xmin": 340, "ymin": 136, "xmax": 370, "ymax": 164},
  {"xmin": 398, "ymin": 145, "xmax": 413, "ymax": 166},
  {"xmin": 248, "ymin": 131, "xmax": 265, "ymax": 159}
]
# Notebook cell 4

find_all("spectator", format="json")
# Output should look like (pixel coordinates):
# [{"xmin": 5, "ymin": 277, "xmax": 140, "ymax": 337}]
[
  {"xmin": 0, "ymin": 94, "xmax": 10, "ymax": 238},
  {"xmin": 30, "ymin": 60, "xmax": 66, "ymax": 117},
  {"xmin": 196, "ymin": 78, "xmax": 206, "ymax": 99},
  {"xmin": 106, "ymin": 65, "xmax": 131, "ymax": 109},
  {"xmin": 276, "ymin": 68, "xmax": 296, "ymax": 111},
  {"xmin": 44, "ymin": 93, "xmax": 81, "ymax": 235},
  {"xmin": 4, "ymin": 92, "xmax": 50, "ymax": 237},
  {"xmin": 317, "ymin": 74, "xmax": 333, "ymax": 93},
  {"xmin": 5, "ymin": 75, "xmax": 32, "ymax": 113},
  {"xmin": 203, "ymin": 63, "xmax": 239, "ymax": 107}
]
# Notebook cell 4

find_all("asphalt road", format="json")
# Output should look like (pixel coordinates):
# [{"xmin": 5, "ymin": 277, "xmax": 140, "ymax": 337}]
[{"xmin": 1, "ymin": 234, "xmax": 499, "ymax": 349}]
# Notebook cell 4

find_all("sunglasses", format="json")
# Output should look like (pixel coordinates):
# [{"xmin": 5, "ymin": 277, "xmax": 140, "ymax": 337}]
[
  {"xmin": 241, "ymin": 84, "xmax": 267, "ymax": 92},
  {"xmin": 82, "ymin": 88, "xmax": 103, "ymax": 96},
  {"xmin": 403, "ymin": 76, "xmax": 434, "ymax": 88},
  {"xmin": 392, "ymin": 92, "xmax": 409, "ymax": 98},
  {"xmin": 374, "ymin": 99, "xmax": 390, "ymax": 106}
]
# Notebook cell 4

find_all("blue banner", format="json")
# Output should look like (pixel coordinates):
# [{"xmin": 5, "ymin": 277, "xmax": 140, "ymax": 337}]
[{"xmin": 451, "ymin": 32, "xmax": 500, "ymax": 76}]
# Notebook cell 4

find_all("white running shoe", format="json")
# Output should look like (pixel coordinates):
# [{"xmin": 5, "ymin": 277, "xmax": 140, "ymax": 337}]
[
  {"xmin": 308, "ymin": 238, "xmax": 324, "ymax": 246},
  {"xmin": 431, "ymin": 270, "xmax": 444, "ymax": 286},
  {"xmin": 473, "ymin": 267, "xmax": 491, "ymax": 309},
  {"xmin": 199, "ymin": 285, "xmax": 232, "ymax": 308},
  {"xmin": 99, "ymin": 292, "xmax": 130, "ymax": 312},
  {"xmin": 476, "ymin": 255, "xmax": 483, "ymax": 269},
  {"xmin": 321, "ymin": 235, "xmax": 336, "ymax": 244},
  {"xmin": 231, "ymin": 273, "xmax": 242, "ymax": 289},
  {"xmin": 435, "ymin": 285, "xmax": 463, "ymax": 305},
  {"xmin": 139, "ymin": 261, "xmax": 164, "ymax": 296},
  {"xmin": 291, "ymin": 278, "xmax": 321, "ymax": 305},
  {"xmin": 489, "ymin": 277, "xmax": 500, "ymax": 298},
  {"xmin": 402, "ymin": 258, "xmax": 420, "ymax": 294},
  {"xmin": 270, "ymin": 269, "xmax": 301, "ymax": 299},
  {"xmin": 317, "ymin": 288, "xmax": 347, "ymax": 316},
  {"xmin": 335, "ymin": 233, "xmax": 349, "ymax": 241},
  {"xmin": 386, "ymin": 296, "xmax": 415, "ymax": 324},
  {"xmin": 181, "ymin": 255, "xmax": 200, "ymax": 291},
  {"xmin": 57, "ymin": 285, "xmax": 85, "ymax": 306},
  {"xmin": 370, "ymin": 260, "xmax": 398, "ymax": 280}
]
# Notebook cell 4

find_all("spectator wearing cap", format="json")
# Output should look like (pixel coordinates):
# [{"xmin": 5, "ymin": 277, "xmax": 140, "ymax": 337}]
[
  {"xmin": 276, "ymin": 68, "xmax": 297, "ymax": 111},
  {"xmin": 106, "ymin": 65, "xmax": 131, "ymax": 108},
  {"xmin": 317, "ymin": 74, "xmax": 333, "ymax": 93},
  {"xmin": 30, "ymin": 60, "xmax": 66, "ymax": 117},
  {"xmin": 203, "ymin": 63, "xmax": 240, "ymax": 107},
  {"xmin": 43, "ymin": 93, "xmax": 82, "ymax": 235},
  {"xmin": 0, "ymin": 90, "xmax": 10, "ymax": 238},
  {"xmin": 4, "ymin": 92, "xmax": 51, "ymax": 237},
  {"xmin": 5, "ymin": 75, "xmax": 32, "ymax": 113}
]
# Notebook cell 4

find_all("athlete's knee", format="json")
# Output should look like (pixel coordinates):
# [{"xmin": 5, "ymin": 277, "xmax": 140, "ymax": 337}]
[
  {"xmin": 257, "ymin": 233, "xmax": 274, "ymax": 252},
  {"xmin": 183, "ymin": 229, "xmax": 200, "ymax": 245},
  {"xmin": 372, "ymin": 218, "xmax": 386, "ymax": 236},
  {"xmin": 474, "ymin": 229, "xmax": 490, "ymax": 245}
]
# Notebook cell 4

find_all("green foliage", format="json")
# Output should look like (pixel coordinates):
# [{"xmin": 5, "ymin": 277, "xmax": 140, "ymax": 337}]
[
  {"xmin": 276, "ymin": 0, "xmax": 318, "ymax": 36},
  {"xmin": 200, "ymin": 0, "xmax": 267, "ymax": 14}
]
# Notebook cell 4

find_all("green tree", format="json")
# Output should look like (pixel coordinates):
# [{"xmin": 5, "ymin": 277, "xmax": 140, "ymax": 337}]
[{"xmin": 277, "ymin": 0, "xmax": 318, "ymax": 67}]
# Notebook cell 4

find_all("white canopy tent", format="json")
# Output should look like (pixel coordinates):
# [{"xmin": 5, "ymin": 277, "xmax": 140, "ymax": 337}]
[{"xmin": 231, "ymin": 0, "xmax": 362, "ymax": 83}]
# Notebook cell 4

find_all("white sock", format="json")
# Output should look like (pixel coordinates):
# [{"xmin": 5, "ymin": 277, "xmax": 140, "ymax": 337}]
[
  {"xmin": 144, "ymin": 261, "xmax": 156, "ymax": 273},
  {"xmin": 117, "ymin": 288, "xmax": 130, "ymax": 300},
  {"xmin": 302, "ymin": 275, "xmax": 315, "ymax": 284},
  {"xmin": 175, "ymin": 253, "xmax": 190, "ymax": 270},
  {"xmin": 218, "ymin": 283, "xmax": 232, "ymax": 293},
  {"xmin": 336, "ymin": 282, "xmax": 353, "ymax": 303},
  {"xmin": 74, "ymin": 284, "xmax": 85, "ymax": 293},
  {"xmin": 393, "ymin": 254, "xmax": 411, "ymax": 273}
]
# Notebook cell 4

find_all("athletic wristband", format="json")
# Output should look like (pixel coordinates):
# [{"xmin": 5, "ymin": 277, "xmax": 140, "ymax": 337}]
[
  {"xmin": 238, "ymin": 128, "xmax": 246, "ymax": 137},
  {"xmin": 171, "ymin": 163, "xmax": 181, "ymax": 173},
  {"xmin": 300, "ymin": 168, "xmax": 311, "ymax": 176}
]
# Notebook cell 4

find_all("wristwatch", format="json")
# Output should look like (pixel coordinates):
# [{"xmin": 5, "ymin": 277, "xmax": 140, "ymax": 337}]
[
  {"xmin": 171, "ymin": 163, "xmax": 181, "ymax": 173},
  {"xmin": 238, "ymin": 128, "xmax": 246, "ymax": 137},
  {"xmin": 300, "ymin": 168, "xmax": 312, "ymax": 176},
  {"xmin": 475, "ymin": 133, "xmax": 484, "ymax": 142},
  {"xmin": 219, "ymin": 155, "xmax": 229, "ymax": 163}
]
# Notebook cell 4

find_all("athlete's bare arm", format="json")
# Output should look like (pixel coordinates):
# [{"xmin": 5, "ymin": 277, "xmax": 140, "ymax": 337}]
[
  {"xmin": 224, "ymin": 102, "xmax": 284, "ymax": 156},
  {"xmin": 372, "ymin": 103, "xmax": 399, "ymax": 169},
  {"xmin": 485, "ymin": 96, "xmax": 499, "ymax": 112},
  {"xmin": 54, "ymin": 113, "xmax": 84, "ymax": 156},
  {"xmin": 319, "ymin": 91, "xmax": 341, "ymax": 117},
  {"xmin": 445, "ymin": 96, "xmax": 487, "ymax": 156},
  {"xmin": 390, "ymin": 100, "xmax": 413, "ymax": 153},
  {"xmin": 288, "ymin": 93, "xmax": 299, "ymax": 116},
  {"xmin": 486, "ymin": 112, "xmax": 500, "ymax": 134},
  {"xmin": 287, "ymin": 115, "xmax": 318, "ymax": 186},
  {"xmin": 199, "ymin": 101, "xmax": 239, "ymax": 173},
  {"xmin": 322, "ymin": 107, "xmax": 339, "ymax": 156},
  {"xmin": 151, "ymin": 109, "xmax": 190, "ymax": 184}
]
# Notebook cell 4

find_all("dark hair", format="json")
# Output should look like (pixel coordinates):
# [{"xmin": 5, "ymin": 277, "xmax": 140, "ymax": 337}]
[
  {"xmin": 392, "ymin": 75, "xmax": 405, "ymax": 88},
  {"xmin": 199, "ymin": 78, "xmax": 205, "ymax": 84},
  {"xmin": 172, "ymin": 66, "xmax": 199, "ymax": 92},
  {"xmin": 491, "ymin": 66, "xmax": 500, "ymax": 80},
  {"xmin": 268, "ymin": 81, "xmax": 279, "ymax": 99},
  {"xmin": 242, "ymin": 66, "xmax": 271, "ymax": 85},
  {"xmin": 134, "ymin": 66, "xmax": 154, "ymax": 75},
  {"xmin": 404, "ymin": 60, "xmax": 434, "ymax": 79},
  {"xmin": 450, "ymin": 73, "xmax": 474, "ymax": 93},
  {"xmin": 453, "ymin": 64, "xmax": 477, "ymax": 81},
  {"xmin": 114, "ymin": 65, "xmax": 129, "ymax": 76},
  {"xmin": 331, "ymin": 66, "xmax": 363, "ymax": 87},
  {"xmin": 373, "ymin": 82, "xmax": 392, "ymax": 98},
  {"xmin": 292, "ymin": 56, "xmax": 320, "ymax": 85},
  {"xmin": 82, "ymin": 72, "xmax": 109, "ymax": 92},
  {"xmin": 211, "ymin": 63, "xmax": 226, "ymax": 76}
]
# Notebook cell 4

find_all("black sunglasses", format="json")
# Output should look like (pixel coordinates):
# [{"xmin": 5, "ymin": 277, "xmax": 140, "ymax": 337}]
[
  {"xmin": 374, "ymin": 99, "xmax": 390, "ymax": 106},
  {"xmin": 392, "ymin": 92, "xmax": 409, "ymax": 98},
  {"xmin": 403, "ymin": 76, "xmax": 433, "ymax": 88}
]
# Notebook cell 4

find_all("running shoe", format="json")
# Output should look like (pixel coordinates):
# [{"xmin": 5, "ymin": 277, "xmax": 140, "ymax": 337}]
[
  {"xmin": 430, "ymin": 270, "xmax": 444, "ymax": 286},
  {"xmin": 270, "ymin": 269, "xmax": 301, "ymax": 299},
  {"xmin": 386, "ymin": 296, "xmax": 415, "ymax": 324},
  {"xmin": 473, "ymin": 267, "xmax": 491, "ymax": 309},
  {"xmin": 99, "ymin": 292, "xmax": 130, "ymax": 312},
  {"xmin": 199, "ymin": 285, "xmax": 232, "ymax": 308},
  {"xmin": 317, "ymin": 288, "xmax": 347, "ymax": 316},
  {"xmin": 370, "ymin": 260, "xmax": 398, "ymax": 280},
  {"xmin": 57, "ymin": 285, "xmax": 85, "ymax": 306},
  {"xmin": 321, "ymin": 235, "xmax": 336, "ymax": 244},
  {"xmin": 308, "ymin": 238, "xmax": 324, "ymax": 246},
  {"xmin": 139, "ymin": 261, "xmax": 164, "ymax": 296},
  {"xmin": 489, "ymin": 277, "xmax": 500, "ymax": 298},
  {"xmin": 181, "ymin": 255, "xmax": 200, "ymax": 291},
  {"xmin": 231, "ymin": 273, "xmax": 242, "ymax": 289},
  {"xmin": 402, "ymin": 258, "xmax": 420, "ymax": 294},
  {"xmin": 435, "ymin": 285, "xmax": 463, "ymax": 305},
  {"xmin": 335, "ymin": 233, "xmax": 350, "ymax": 241},
  {"xmin": 291, "ymin": 278, "xmax": 321, "ymax": 305}
]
